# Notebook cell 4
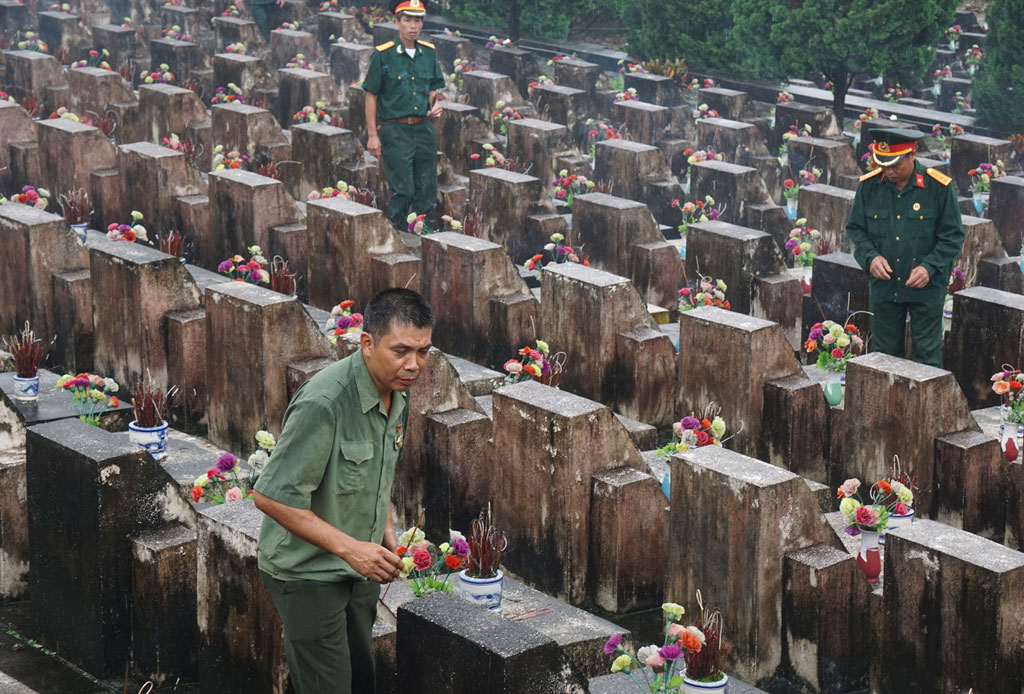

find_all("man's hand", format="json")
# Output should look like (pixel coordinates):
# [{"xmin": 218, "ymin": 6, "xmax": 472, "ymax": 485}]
[
  {"xmin": 869, "ymin": 255, "xmax": 893, "ymax": 280},
  {"xmin": 426, "ymin": 99, "xmax": 443, "ymax": 118},
  {"xmin": 905, "ymin": 265, "xmax": 931, "ymax": 289},
  {"xmin": 276, "ymin": 0, "xmax": 285, "ymax": 6},
  {"xmin": 367, "ymin": 134, "xmax": 382, "ymax": 158},
  {"xmin": 343, "ymin": 540, "xmax": 403, "ymax": 583}
]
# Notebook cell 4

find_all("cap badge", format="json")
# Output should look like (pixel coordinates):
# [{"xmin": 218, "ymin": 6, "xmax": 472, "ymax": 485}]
[
  {"xmin": 410, "ymin": 0, "xmax": 421, "ymax": 6},
  {"xmin": 877, "ymin": 141, "xmax": 890, "ymax": 153}
]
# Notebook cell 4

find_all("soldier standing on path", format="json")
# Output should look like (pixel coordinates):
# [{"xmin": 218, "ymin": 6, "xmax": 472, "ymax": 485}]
[
  {"xmin": 845, "ymin": 128, "xmax": 964, "ymax": 367},
  {"xmin": 362, "ymin": 0, "xmax": 445, "ymax": 232}
]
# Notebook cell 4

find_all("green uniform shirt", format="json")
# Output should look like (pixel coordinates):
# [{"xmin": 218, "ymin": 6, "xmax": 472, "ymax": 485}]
[
  {"xmin": 846, "ymin": 161, "xmax": 964, "ymax": 304},
  {"xmin": 255, "ymin": 350, "xmax": 407, "ymax": 582},
  {"xmin": 362, "ymin": 40, "xmax": 445, "ymax": 120}
]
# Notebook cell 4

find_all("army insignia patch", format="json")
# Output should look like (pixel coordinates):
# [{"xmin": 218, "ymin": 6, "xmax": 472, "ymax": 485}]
[
  {"xmin": 913, "ymin": 202, "xmax": 921, "ymax": 211},
  {"xmin": 395, "ymin": 425, "xmax": 404, "ymax": 450},
  {"xmin": 915, "ymin": 173, "xmax": 925, "ymax": 188}
]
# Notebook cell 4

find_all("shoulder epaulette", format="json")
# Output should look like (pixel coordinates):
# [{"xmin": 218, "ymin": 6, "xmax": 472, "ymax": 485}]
[
  {"xmin": 860, "ymin": 168, "xmax": 884, "ymax": 182},
  {"xmin": 416, "ymin": 39, "xmax": 435, "ymax": 49},
  {"xmin": 926, "ymin": 167, "xmax": 952, "ymax": 186},
  {"xmin": 375, "ymin": 41, "xmax": 395, "ymax": 51}
]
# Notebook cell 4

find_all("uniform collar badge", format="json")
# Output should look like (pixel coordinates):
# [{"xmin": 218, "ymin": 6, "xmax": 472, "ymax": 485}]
[{"xmin": 915, "ymin": 173, "xmax": 925, "ymax": 188}]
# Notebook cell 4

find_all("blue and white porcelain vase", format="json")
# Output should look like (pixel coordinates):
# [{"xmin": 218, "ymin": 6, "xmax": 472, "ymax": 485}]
[
  {"xmin": 12, "ymin": 374, "xmax": 40, "ymax": 402},
  {"xmin": 682, "ymin": 673, "xmax": 728, "ymax": 694},
  {"xmin": 128, "ymin": 419, "xmax": 169, "ymax": 460},
  {"xmin": 71, "ymin": 222, "xmax": 87, "ymax": 245},
  {"xmin": 457, "ymin": 569, "xmax": 504, "ymax": 611},
  {"xmin": 879, "ymin": 508, "xmax": 914, "ymax": 544}
]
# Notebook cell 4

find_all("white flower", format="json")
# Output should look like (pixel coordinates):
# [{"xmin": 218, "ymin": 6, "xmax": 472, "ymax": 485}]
[
  {"xmin": 636, "ymin": 645, "xmax": 659, "ymax": 666},
  {"xmin": 103, "ymin": 378, "xmax": 119, "ymax": 393},
  {"xmin": 399, "ymin": 527, "xmax": 425, "ymax": 547},
  {"xmin": 248, "ymin": 449, "xmax": 269, "ymax": 472},
  {"xmin": 132, "ymin": 224, "xmax": 147, "ymax": 241},
  {"xmin": 449, "ymin": 529, "xmax": 465, "ymax": 544},
  {"xmin": 684, "ymin": 625, "xmax": 706, "ymax": 646}
]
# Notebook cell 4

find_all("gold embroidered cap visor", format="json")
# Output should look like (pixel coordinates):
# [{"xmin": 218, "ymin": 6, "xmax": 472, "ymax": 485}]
[{"xmin": 868, "ymin": 127, "xmax": 924, "ymax": 168}]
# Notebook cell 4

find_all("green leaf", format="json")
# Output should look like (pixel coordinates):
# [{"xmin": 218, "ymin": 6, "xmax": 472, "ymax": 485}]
[{"xmin": 668, "ymin": 676, "xmax": 686, "ymax": 687}]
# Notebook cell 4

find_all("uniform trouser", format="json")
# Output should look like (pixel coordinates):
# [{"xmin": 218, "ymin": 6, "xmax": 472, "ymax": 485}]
[
  {"xmin": 261, "ymin": 573, "xmax": 380, "ymax": 694},
  {"xmin": 250, "ymin": 1, "xmax": 274, "ymax": 40},
  {"xmin": 380, "ymin": 119, "xmax": 437, "ymax": 230},
  {"xmin": 869, "ymin": 298, "xmax": 944, "ymax": 368}
]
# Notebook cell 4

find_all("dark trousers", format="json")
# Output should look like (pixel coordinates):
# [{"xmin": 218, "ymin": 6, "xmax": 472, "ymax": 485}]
[
  {"xmin": 380, "ymin": 119, "xmax": 438, "ymax": 230},
  {"xmin": 869, "ymin": 299, "xmax": 944, "ymax": 367},
  {"xmin": 261, "ymin": 573, "xmax": 380, "ymax": 694},
  {"xmin": 249, "ymin": 1, "xmax": 275, "ymax": 41}
]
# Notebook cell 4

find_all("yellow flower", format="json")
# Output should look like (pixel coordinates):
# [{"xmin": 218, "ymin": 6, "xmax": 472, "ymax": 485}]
[
  {"xmin": 399, "ymin": 556, "xmax": 415, "ymax": 578},
  {"xmin": 194, "ymin": 474, "xmax": 209, "ymax": 488},
  {"xmin": 710, "ymin": 416, "xmax": 726, "ymax": 439},
  {"xmin": 610, "ymin": 654, "xmax": 632, "ymax": 673},
  {"xmin": 255, "ymin": 430, "xmax": 276, "ymax": 451},
  {"xmin": 662, "ymin": 602, "xmax": 685, "ymax": 619},
  {"xmin": 536, "ymin": 340, "xmax": 549, "ymax": 354},
  {"xmin": 439, "ymin": 542, "xmax": 450, "ymax": 553},
  {"xmin": 840, "ymin": 497, "xmax": 862, "ymax": 517}
]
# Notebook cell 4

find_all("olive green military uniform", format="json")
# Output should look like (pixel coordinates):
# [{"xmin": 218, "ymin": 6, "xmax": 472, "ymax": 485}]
[
  {"xmin": 846, "ymin": 162, "xmax": 964, "ymax": 367},
  {"xmin": 247, "ymin": 0, "xmax": 277, "ymax": 41},
  {"xmin": 255, "ymin": 350, "xmax": 407, "ymax": 694},
  {"xmin": 362, "ymin": 38, "xmax": 445, "ymax": 230}
]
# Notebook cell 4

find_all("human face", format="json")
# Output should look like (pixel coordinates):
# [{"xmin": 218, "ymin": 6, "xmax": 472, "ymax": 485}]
[
  {"xmin": 361, "ymin": 321, "xmax": 432, "ymax": 395},
  {"xmin": 884, "ymin": 152, "xmax": 916, "ymax": 189},
  {"xmin": 396, "ymin": 13, "xmax": 423, "ymax": 46}
]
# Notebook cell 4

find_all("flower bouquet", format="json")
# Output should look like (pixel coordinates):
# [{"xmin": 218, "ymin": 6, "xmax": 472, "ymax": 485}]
[
  {"xmin": 523, "ymin": 232, "xmax": 587, "ymax": 277},
  {"xmin": 870, "ymin": 458, "xmax": 919, "ymax": 542},
  {"xmin": 210, "ymin": 83, "xmax": 244, "ymax": 105},
  {"xmin": 71, "ymin": 49, "xmax": 111, "ymax": 70},
  {"xmin": 836, "ymin": 477, "xmax": 889, "ymax": 582},
  {"xmin": 162, "ymin": 25, "xmax": 194, "ymax": 42},
  {"xmin": 992, "ymin": 366, "xmax": 1024, "ymax": 463},
  {"xmin": 468, "ymin": 143, "xmax": 528, "ymax": 173},
  {"xmin": 277, "ymin": 21, "xmax": 301, "ymax": 30},
  {"xmin": 785, "ymin": 220, "xmax": 821, "ymax": 294},
  {"xmin": 212, "ymin": 145, "xmax": 249, "ymax": 170},
  {"xmin": 551, "ymin": 169, "xmax": 596, "ymax": 207},
  {"xmin": 615, "ymin": 87, "xmax": 640, "ymax": 103},
  {"xmin": 140, "ymin": 64, "xmax": 175, "ymax": 84},
  {"xmin": 224, "ymin": 41, "xmax": 247, "ymax": 54},
  {"xmin": 324, "ymin": 299, "xmax": 363, "ymax": 345},
  {"xmin": 671, "ymin": 196, "xmax": 722, "ymax": 252},
  {"xmin": 502, "ymin": 339, "xmax": 566, "ymax": 387},
  {"xmin": 586, "ymin": 120, "xmax": 622, "ymax": 157},
  {"xmin": 246, "ymin": 430, "xmax": 276, "ymax": 477},
  {"xmin": 943, "ymin": 267, "xmax": 967, "ymax": 318},
  {"xmin": 17, "ymin": 33, "xmax": 49, "ymax": 54},
  {"xmin": 883, "ymin": 84, "xmax": 908, "ymax": 103},
  {"xmin": 0, "ymin": 91, "xmax": 13, "ymax": 104},
  {"xmin": 602, "ymin": 600, "xmax": 722, "ymax": 693},
  {"xmin": 657, "ymin": 404, "xmax": 733, "ymax": 499},
  {"xmin": 218, "ymin": 246, "xmax": 270, "ymax": 284},
  {"xmin": 285, "ymin": 53, "xmax": 311, "ymax": 69},
  {"xmin": 779, "ymin": 123, "xmax": 811, "ymax": 166},
  {"xmin": 396, "ymin": 527, "xmax": 470, "ymax": 597},
  {"xmin": 491, "ymin": 100, "xmax": 521, "ymax": 134},
  {"xmin": 2, "ymin": 185, "xmax": 50, "ymax": 210},
  {"xmin": 776, "ymin": 91, "xmax": 792, "ymax": 104},
  {"xmin": 526, "ymin": 74, "xmax": 550, "ymax": 96},
  {"xmin": 677, "ymin": 275, "xmax": 729, "ymax": 313},
  {"xmin": 48, "ymin": 107, "xmax": 91, "ymax": 124},
  {"xmin": 191, "ymin": 453, "xmax": 255, "ymax": 503},
  {"xmin": 293, "ymin": 101, "xmax": 332, "ymax": 124},
  {"xmin": 694, "ymin": 103, "xmax": 719, "ymax": 121},
  {"xmin": 952, "ymin": 91, "xmax": 970, "ymax": 115},
  {"xmin": 58, "ymin": 187, "xmax": 93, "ymax": 244},
  {"xmin": 162, "ymin": 134, "xmax": 203, "ymax": 170},
  {"xmin": 485, "ymin": 35, "xmax": 513, "ymax": 48},
  {"xmin": 969, "ymin": 161, "xmax": 1004, "ymax": 214},
  {"xmin": 220, "ymin": 3, "xmax": 241, "ymax": 17},
  {"xmin": 945, "ymin": 23, "xmax": 962, "ymax": 49},
  {"xmin": 805, "ymin": 319, "xmax": 864, "ymax": 406},
  {"xmin": 56, "ymin": 373, "xmax": 120, "ymax": 425},
  {"xmin": 106, "ymin": 211, "xmax": 148, "ymax": 243}
]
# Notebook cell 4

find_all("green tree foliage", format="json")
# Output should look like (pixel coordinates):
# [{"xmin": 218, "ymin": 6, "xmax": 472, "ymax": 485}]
[
  {"xmin": 768, "ymin": 0, "xmax": 957, "ymax": 120},
  {"xmin": 973, "ymin": 0, "xmax": 1024, "ymax": 134},
  {"xmin": 444, "ymin": 0, "xmax": 594, "ymax": 41}
]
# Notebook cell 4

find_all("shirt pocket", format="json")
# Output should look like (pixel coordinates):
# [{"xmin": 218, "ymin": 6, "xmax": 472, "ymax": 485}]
[
  {"xmin": 866, "ymin": 209, "xmax": 889, "ymax": 240},
  {"xmin": 337, "ymin": 440, "xmax": 374, "ymax": 495}
]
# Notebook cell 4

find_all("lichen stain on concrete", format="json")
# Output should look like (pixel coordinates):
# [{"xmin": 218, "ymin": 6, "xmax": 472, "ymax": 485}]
[{"xmin": 99, "ymin": 463, "xmax": 121, "ymax": 483}]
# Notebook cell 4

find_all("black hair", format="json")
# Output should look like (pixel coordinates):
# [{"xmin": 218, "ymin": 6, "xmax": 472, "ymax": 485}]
[{"xmin": 363, "ymin": 288, "xmax": 434, "ymax": 337}]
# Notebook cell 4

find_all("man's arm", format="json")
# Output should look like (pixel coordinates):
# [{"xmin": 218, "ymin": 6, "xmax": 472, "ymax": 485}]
[
  {"xmin": 254, "ymin": 491, "xmax": 401, "ymax": 583},
  {"xmin": 365, "ymin": 91, "xmax": 381, "ymax": 158},
  {"xmin": 919, "ymin": 182, "xmax": 965, "ymax": 282},
  {"xmin": 382, "ymin": 504, "xmax": 398, "ymax": 553}
]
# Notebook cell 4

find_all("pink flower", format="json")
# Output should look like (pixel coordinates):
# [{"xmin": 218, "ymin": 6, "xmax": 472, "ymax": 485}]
[
  {"xmin": 646, "ymin": 652, "xmax": 665, "ymax": 668},
  {"xmin": 672, "ymin": 422, "xmax": 684, "ymax": 437},
  {"xmin": 504, "ymin": 360, "xmax": 523, "ymax": 374},
  {"xmin": 855, "ymin": 505, "xmax": 880, "ymax": 527},
  {"xmin": 840, "ymin": 478, "xmax": 860, "ymax": 498},
  {"xmin": 894, "ymin": 501, "xmax": 908, "ymax": 515},
  {"xmin": 667, "ymin": 623, "xmax": 686, "ymax": 638},
  {"xmin": 225, "ymin": 487, "xmax": 243, "ymax": 502},
  {"xmin": 413, "ymin": 549, "xmax": 431, "ymax": 570}
]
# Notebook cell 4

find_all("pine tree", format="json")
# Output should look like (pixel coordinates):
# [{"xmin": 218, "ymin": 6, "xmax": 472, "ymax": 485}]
[{"xmin": 973, "ymin": 0, "xmax": 1024, "ymax": 135}]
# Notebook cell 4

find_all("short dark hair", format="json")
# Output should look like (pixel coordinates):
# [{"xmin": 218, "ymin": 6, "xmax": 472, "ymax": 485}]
[{"xmin": 363, "ymin": 288, "xmax": 434, "ymax": 337}]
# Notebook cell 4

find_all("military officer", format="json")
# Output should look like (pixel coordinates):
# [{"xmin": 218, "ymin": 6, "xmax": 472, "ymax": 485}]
[
  {"xmin": 362, "ymin": 0, "xmax": 445, "ymax": 232},
  {"xmin": 246, "ymin": 0, "xmax": 284, "ymax": 41},
  {"xmin": 846, "ymin": 128, "xmax": 964, "ymax": 367}
]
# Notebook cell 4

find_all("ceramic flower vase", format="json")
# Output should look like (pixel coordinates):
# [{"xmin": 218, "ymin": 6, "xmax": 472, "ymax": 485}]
[
  {"xmin": 948, "ymin": 39, "xmax": 958, "ymax": 51},
  {"xmin": 785, "ymin": 196, "xmax": 798, "ymax": 219},
  {"xmin": 71, "ymin": 222, "xmax": 88, "ymax": 245},
  {"xmin": 801, "ymin": 266, "xmax": 812, "ymax": 295},
  {"xmin": 1000, "ymin": 420, "xmax": 1021, "ymax": 464},
  {"xmin": 682, "ymin": 673, "xmax": 729, "ymax": 694},
  {"xmin": 661, "ymin": 471, "xmax": 671, "ymax": 500},
  {"xmin": 457, "ymin": 569, "xmax": 503, "ymax": 611},
  {"xmin": 823, "ymin": 369, "xmax": 843, "ymax": 407},
  {"xmin": 879, "ymin": 509, "xmax": 914, "ymax": 544},
  {"xmin": 932, "ymin": 83, "xmax": 941, "ymax": 98},
  {"xmin": 943, "ymin": 297, "xmax": 953, "ymax": 319},
  {"xmin": 679, "ymin": 235, "xmax": 687, "ymax": 260},
  {"xmin": 12, "ymin": 374, "xmax": 40, "ymax": 402},
  {"xmin": 857, "ymin": 531, "xmax": 881, "ymax": 583},
  {"xmin": 128, "ymin": 419, "xmax": 169, "ymax": 460},
  {"xmin": 779, "ymin": 152, "xmax": 789, "ymax": 168}
]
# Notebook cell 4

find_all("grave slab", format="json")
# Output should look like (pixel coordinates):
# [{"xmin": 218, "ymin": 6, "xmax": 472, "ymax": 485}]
[
  {"xmin": 205, "ymin": 168, "xmax": 300, "ymax": 269},
  {"xmin": 946, "ymin": 286, "xmax": 1024, "ymax": 409},
  {"xmin": 689, "ymin": 159, "xmax": 772, "ymax": 225},
  {"xmin": 36, "ymin": 117, "xmax": 117, "ymax": 200}
]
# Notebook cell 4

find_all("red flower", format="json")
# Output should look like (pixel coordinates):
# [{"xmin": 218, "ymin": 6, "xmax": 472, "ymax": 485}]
[
  {"xmin": 413, "ymin": 549, "xmax": 431, "ymax": 570},
  {"xmin": 123, "ymin": 229, "xmax": 136, "ymax": 242},
  {"xmin": 1011, "ymin": 381, "xmax": 1022, "ymax": 391},
  {"xmin": 445, "ymin": 555, "xmax": 462, "ymax": 570},
  {"xmin": 397, "ymin": 545, "xmax": 407, "ymax": 557},
  {"xmin": 683, "ymin": 148, "xmax": 693, "ymax": 156},
  {"xmin": 695, "ymin": 430, "xmax": 711, "ymax": 446},
  {"xmin": 110, "ymin": 396, "xmax": 119, "ymax": 408},
  {"xmin": 784, "ymin": 179, "xmax": 795, "ymax": 188},
  {"xmin": 191, "ymin": 486, "xmax": 203, "ymax": 502},
  {"xmin": 340, "ymin": 299, "xmax": 354, "ymax": 309}
]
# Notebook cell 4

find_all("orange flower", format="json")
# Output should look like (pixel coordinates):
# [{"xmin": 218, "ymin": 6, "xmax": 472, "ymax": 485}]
[
  {"xmin": 445, "ymin": 554, "xmax": 462, "ymax": 570},
  {"xmin": 340, "ymin": 299, "xmax": 354, "ymax": 309},
  {"xmin": 700, "ymin": 418, "xmax": 711, "ymax": 429},
  {"xmin": 723, "ymin": 300, "xmax": 730, "ymax": 310},
  {"xmin": 680, "ymin": 629, "xmax": 703, "ymax": 652},
  {"xmin": 397, "ymin": 545, "xmax": 407, "ymax": 557},
  {"xmin": 994, "ymin": 381, "xmax": 1011, "ymax": 394},
  {"xmin": 110, "ymin": 396, "xmax": 119, "ymax": 408},
  {"xmin": 845, "ymin": 324, "xmax": 858, "ymax": 333},
  {"xmin": 836, "ymin": 487, "xmax": 845, "ymax": 499},
  {"xmin": 877, "ymin": 480, "xmax": 892, "ymax": 494},
  {"xmin": 805, "ymin": 339, "xmax": 817, "ymax": 353},
  {"xmin": 1011, "ymin": 381, "xmax": 1022, "ymax": 390}
]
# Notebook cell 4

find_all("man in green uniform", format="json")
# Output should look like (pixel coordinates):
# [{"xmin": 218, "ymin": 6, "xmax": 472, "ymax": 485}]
[
  {"xmin": 245, "ymin": 0, "xmax": 284, "ymax": 41},
  {"xmin": 362, "ymin": 0, "xmax": 445, "ymax": 232},
  {"xmin": 253, "ymin": 288, "xmax": 434, "ymax": 694},
  {"xmin": 846, "ymin": 128, "xmax": 964, "ymax": 367}
]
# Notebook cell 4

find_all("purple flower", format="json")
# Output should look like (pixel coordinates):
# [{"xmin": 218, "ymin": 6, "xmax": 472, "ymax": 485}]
[
  {"xmin": 216, "ymin": 453, "xmax": 237, "ymax": 473},
  {"xmin": 603, "ymin": 633, "xmax": 622, "ymax": 655},
  {"xmin": 785, "ymin": 239, "xmax": 798, "ymax": 250},
  {"xmin": 843, "ymin": 524, "xmax": 862, "ymax": 537},
  {"xmin": 659, "ymin": 644, "xmax": 682, "ymax": 661},
  {"xmin": 336, "ymin": 315, "xmax": 351, "ymax": 330},
  {"xmin": 809, "ymin": 327, "xmax": 823, "ymax": 341},
  {"xmin": 680, "ymin": 416, "xmax": 700, "ymax": 430},
  {"xmin": 217, "ymin": 260, "xmax": 234, "ymax": 273},
  {"xmin": 74, "ymin": 376, "xmax": 91, "ymax": 388},
  {"xmin": 453, "ymin": 537, "xmax": 470, "ymax": 557},
  {"xmin": 556, "ymin": 245, "xmax": 569, "ymax": 255}
]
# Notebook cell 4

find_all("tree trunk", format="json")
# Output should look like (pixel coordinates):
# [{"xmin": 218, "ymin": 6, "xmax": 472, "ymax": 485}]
[
  {"xmin": 831, "ymin": 66, "xmax": 849, "ymax": 124},
  {"xmin": 508, "ymin": 1, "xmax": 521, "ymax": 42}
]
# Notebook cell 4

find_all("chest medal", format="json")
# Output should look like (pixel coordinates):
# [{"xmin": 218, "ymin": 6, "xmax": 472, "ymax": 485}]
[{"xmin": 395, "ymin": 425, "xmax": 404, "ymax": 450}]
